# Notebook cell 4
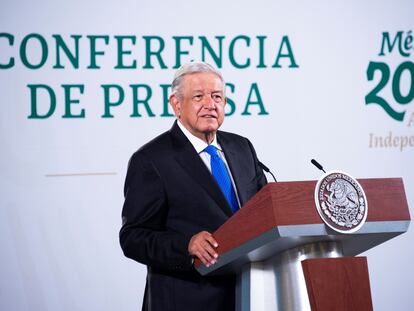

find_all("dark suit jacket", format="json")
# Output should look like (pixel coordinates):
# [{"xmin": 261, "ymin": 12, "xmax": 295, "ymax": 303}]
[{"xmin": 120, "ymin": 121, "xmax": 267, "ymax": 311}]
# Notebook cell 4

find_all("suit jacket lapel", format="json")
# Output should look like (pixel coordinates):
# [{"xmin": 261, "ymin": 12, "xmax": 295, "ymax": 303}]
[
  {"xmin": 169, "ymin": 122, "xmax": 233, "ymax": 217},
  {"xmin": 217, "ymin": 132, "xmax": 250, "ymax": 207}
]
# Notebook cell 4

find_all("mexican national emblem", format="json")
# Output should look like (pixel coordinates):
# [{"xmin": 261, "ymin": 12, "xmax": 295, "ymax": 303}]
[{"xmin": 314, "ymin": 171, "xmax": 368, "ymax": 233}]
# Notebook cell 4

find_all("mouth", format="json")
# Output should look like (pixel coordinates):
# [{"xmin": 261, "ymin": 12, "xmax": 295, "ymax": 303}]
[{"xmin": 200, "ymin": 114, "xmax": 217, "ymax": 119}]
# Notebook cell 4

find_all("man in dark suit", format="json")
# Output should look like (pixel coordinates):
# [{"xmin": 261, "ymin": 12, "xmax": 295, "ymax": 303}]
[{"xmin": 120, "ymin": 62, "xmax": 267, "ymax": 311}]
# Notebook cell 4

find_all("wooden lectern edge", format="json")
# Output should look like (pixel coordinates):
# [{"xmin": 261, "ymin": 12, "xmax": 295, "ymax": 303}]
[
  {"xmin": 195, "ymin": 219, "xmax": 409, "ymax": 275},
  {"xmin": 194, "ymin": 177, "xmax": 411, "ymax": 271}
]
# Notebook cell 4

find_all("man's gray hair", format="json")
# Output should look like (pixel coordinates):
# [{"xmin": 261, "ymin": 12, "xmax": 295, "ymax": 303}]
[{"xmin": 171, "ymin": 61, "xmax": 225, "ymax": 99}]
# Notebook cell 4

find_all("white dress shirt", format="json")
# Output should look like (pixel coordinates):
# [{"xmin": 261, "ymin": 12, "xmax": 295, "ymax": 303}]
[{"xmin": 177, "ymin": 120, "xmax": 241, "ymax": 206}]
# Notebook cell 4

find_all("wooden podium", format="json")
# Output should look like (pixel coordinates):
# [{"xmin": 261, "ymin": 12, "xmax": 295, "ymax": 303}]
[{"xmin": 195, "ymin": 178, "xmax": 410, "ymax": 311}]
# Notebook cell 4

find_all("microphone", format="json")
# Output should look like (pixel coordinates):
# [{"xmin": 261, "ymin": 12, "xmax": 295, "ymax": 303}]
[
  {"xmin": 311, "ymin": 159, "xmax": 326, "ymax": 173},
  {"xmin": 258, "ymin": 161, "xmax": 277, "ymax": 182}
]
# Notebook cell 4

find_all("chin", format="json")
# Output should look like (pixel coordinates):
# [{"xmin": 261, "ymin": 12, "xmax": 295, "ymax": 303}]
[{"xmin": 201, "ymin": 124, "xmax": 219, "ymax": 133}]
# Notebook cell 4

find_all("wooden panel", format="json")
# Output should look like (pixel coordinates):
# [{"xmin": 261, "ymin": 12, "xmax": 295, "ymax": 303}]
[
  {"xmin": 271, "ymin": 178, "xmax": 410, "ymax": 225},
  {"xmin": 302, "ymin": 257, "xmax": 373, "ymax": 311},
  {"xmin": 210, "ymin": 185, "xmax": 276, "ymax": 257},
  {"xmin": 359, "ymin": 178, "xmax": 411, "ymax": 221},
  {"xmin": 269, "ymin": 180, "xmax": 320, "ymax": 225}
]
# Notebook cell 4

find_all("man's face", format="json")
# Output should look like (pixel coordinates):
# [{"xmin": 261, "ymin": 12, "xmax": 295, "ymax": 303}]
[{"xmin": 170, "ymin": 72, "xmax": 226, "ymax": 142}]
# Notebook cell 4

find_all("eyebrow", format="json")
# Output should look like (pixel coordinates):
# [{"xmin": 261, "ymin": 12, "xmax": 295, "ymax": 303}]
[{"xmin": 191, "ymin": 90, "xmax": 223, "ymax": 94}]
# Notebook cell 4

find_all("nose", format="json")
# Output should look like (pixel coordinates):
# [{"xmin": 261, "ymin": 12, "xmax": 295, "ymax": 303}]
[{"xmin": 203, "ymin": 95, "xmax": 216, "ymax": 110}]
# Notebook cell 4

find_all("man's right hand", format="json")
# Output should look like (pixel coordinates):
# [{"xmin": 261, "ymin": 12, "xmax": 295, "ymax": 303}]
[{"xmin": 188, "ymin": 231, "xmax": 219, "ymax": 267}]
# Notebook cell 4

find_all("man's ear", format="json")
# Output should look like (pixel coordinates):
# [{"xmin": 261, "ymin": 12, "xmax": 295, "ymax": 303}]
[{"xmin": 169, "ymin": 94, "xmax": 181, "ymax": 118}]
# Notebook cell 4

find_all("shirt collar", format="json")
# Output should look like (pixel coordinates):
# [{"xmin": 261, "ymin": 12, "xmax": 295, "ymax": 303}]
[{"xmin": 177, "ymin": 120, "xmax": 221, "ymax": 153}]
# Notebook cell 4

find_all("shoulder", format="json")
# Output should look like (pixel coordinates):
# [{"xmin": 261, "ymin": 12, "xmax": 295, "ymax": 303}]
[
  {"xmin": 127, "ymin": 129, "xmax": 174, "ymax": 168},
  {"xmin": 138, "ymin": 130, "xmax": 172, "ymax": 154},
  {"xmin": 217, "ymin": 129, "xmax": 254, "ymax": 149},
  {"xmin": 217, "ymin": 130, "xmax": 262, "ymax": 167},
  {"xmin": 218, "ymin": 129, "xmax": 249, "ymax": 141}
]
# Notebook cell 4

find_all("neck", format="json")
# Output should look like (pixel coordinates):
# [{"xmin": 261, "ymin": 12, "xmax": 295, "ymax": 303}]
[
  {"xmin": 203, "ymin": 133, "xmax": 215, "ymax": 144},
  {"xmin": 177, "ymin": 120, "xmax": 217, "ymax": 144}
]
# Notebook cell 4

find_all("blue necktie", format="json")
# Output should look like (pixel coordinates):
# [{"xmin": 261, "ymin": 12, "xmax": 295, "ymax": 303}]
[{"xmin": 204, "ymin": 145, "xmax": 239, "ymax": 213}]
